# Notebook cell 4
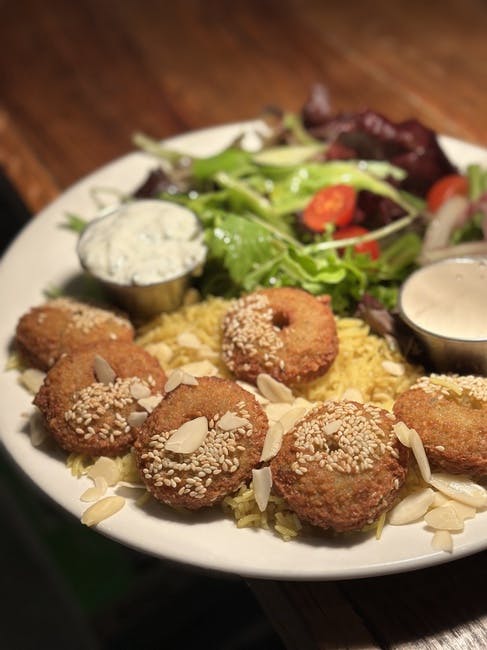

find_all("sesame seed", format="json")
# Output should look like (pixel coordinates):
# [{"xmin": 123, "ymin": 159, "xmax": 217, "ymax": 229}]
[
  {"xmin": 291, "ymin": 401, "xmax": 398, "ymax": 476},
  {"xmin": 139, "ymin": 403, "xmax": 254, "ymax": 498},
  {"xmin": 222, "ymin": 294, "xmax": 284, "ymax": 374},
  {"xmin": 64, "ymin": 376, "xmax": 157, "ymax": 444},
  {"xmin": 51, "ymin": 297, "xmax": 130, "ymax": 333},
  {"xmin": 412, "ymin": 373, "xmax": 487, "ymax": 404}
]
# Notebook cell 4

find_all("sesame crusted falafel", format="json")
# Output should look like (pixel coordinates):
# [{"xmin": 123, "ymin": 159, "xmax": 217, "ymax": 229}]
[
  {"xmin": 221, "ymin": 287, "xmax": 338, "ymax": 385},
  {"xmin": 134, "ymin": 377, "xmax": 268, "ymax": 509},
  {"xmin": 34, "ymin": 341, "xmax": 166, "ymax": 456},
  {"xmin": 393, "ymin": 374, "xmax": 487, "ymax": 478},
  {"xmin": 271, "ymin": 400, "xmax": 409, "ymax": 532},
  {"xmin": 15, "ymin": 297, "xmax": 134, "ymax": 370}
]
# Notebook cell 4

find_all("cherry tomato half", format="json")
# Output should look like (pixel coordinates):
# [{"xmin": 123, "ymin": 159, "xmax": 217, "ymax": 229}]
[
  {"xmin": 333, "ymin": 225, "xmax": 380, "ymax": 260},
  {"xmin": 426, "ymin": 174, "xmax": 468, "ymax": 212},
  {"xmin": 303, "ymin": 184, "xmax": 356, "ymax": 232}
]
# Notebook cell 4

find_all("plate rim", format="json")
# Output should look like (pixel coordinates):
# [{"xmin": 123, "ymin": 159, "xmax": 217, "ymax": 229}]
[{"xmin": 1, "ymin": 120, "xmax": 486, "ymax": 580}]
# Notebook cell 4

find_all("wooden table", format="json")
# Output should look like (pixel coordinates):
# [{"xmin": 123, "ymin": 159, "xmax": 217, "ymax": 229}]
[{"xmin": 1, "ymin": 1, "xmax": 486, "ymax": 647}]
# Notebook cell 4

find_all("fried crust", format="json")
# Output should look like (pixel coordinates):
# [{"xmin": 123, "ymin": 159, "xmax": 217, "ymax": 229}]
[
  {"xmin": 15, "ymin": 298, "xmax": 134, "ymax": 370},
  {"xmin": 393, "ymin": 382, "xmax": 487, "ymax": 478},
  {"xmin": 34, "ymin": 341, "xmax": 166, "ymax": 456},
  {"xmin": 271, "ymin": 401, "xmax": 409, "ymax": 532},
  {"xmin": 221, "ymin": 287, "xmax": 338, "ymax": 385},
  {"xmin": 134, "ymin": 377, "xmax": 268, "ymax": 509}
]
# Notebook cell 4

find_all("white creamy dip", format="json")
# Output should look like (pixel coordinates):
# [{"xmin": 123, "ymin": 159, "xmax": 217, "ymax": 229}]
[
  {"xmin": 78, "ymin": 200, "xmax": 207, "ymax": 285},
  {"xmin": 399, "ymin": 258, "xmax": 487, "ymax": 340}
]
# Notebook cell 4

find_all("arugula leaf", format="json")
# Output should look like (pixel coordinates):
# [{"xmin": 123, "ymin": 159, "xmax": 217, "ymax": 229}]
[
  {"xmin": 197, "ymin": 206, "xmax": 412, "ymax": 313},
  {"xmin": 193, "ymin": 148, "xmax": 252, "ymax": 181},
  {"xmin": 135, "ymin": 133, "xmax": 424, "ymax": 314},
  {"xmin": 204, "ymin": 213, "xmax": 284, "ymax": 287},
  {"xmin": 270, "ymin": 162, "xmax": 411, "ymax": 215},
  {"xmin": 62, "ymin": 213, "xmax": 87, "ymax": 233}
]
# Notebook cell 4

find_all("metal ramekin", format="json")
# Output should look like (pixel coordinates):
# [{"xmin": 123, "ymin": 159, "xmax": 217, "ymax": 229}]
[
  {"xmin": 77, "ymin": 202, "xmax": 206, "ymax": 320},
  {"xmin": 398, "ymin": 258, "xmax": 487, "ymax": 375}
]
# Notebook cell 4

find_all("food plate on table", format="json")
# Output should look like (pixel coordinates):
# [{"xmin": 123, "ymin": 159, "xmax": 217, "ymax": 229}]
[{"xmin": 0, "ymin": 119, "xmax": 486, "ymax": 580}]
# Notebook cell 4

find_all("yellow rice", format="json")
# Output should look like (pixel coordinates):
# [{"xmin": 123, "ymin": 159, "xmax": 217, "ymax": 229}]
[{"xmin": 136, "ymin": 296, "xmax": 421, "ymax": 539}]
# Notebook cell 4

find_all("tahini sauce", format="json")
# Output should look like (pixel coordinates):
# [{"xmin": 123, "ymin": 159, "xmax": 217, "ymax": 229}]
[
  {"xmin": 78, "ymin": 200, "xmax": 207, "ymax": 285},
  {"xmin": 400, "ymin": 259, "xmax": 487, "ymax": 340}
]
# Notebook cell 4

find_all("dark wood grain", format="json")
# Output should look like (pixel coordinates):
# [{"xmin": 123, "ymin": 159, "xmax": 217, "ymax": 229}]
[
  {"xmin": 1, "ymin": 1, "xmax": 486, "ymax": 648},
  {"xmin": 0, "ymin": 110, "xmax": 60, "ymax": 212},
  {"xmin": 1, "ymin": 0, "xmax": 486, "ymax": 208},
  {"xmin": 253, "ymin": 551, "xmax": 487, "ymax": 649}
]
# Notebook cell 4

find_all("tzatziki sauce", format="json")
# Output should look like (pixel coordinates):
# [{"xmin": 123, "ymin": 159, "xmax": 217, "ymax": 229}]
[
  {"xmin": 399, "ymin": 258, "xmax": 487, "ymax": 340},
  {"xmin": 78, "ymin": 200, "xmax": 207, "ymax": 286}
]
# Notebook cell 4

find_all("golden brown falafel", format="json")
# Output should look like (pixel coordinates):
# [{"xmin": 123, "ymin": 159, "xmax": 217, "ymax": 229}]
[
  {"xmin": 34, "ymin": 340, "xmax": 166, "ymax": 456},
  {"xmin": 393, "ymin": 374, "xmax": 487, "ymax": 478},
  {"xmin": 221, "ymin": 287, "xmax": 338, "ymax": 385},
  {"xmin": 16, "ymin": 297, "xmax": 134, "ymax": 370},
  {"xmin": 271, "ymin": 400, "xmax": 409, "ymax": 532},
  {"xmin": 134, "ymin": 376, "xmax": 268, "ymax": 509}
]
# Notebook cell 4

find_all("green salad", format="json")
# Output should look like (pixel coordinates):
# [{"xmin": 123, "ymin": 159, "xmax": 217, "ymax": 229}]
[{"xmin": 68, "ymin": 92, "xmax": 487, "ymax": 317}]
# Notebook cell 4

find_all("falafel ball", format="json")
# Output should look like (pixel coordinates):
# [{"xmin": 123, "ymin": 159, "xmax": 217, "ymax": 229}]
[
  {"xmin": 16, "ymin": 297, "xmax": 134, "ymax": 370},
  {"xmin": 134, "ymin": 376, "xmax": 268, "ymax": 509},
  {"xmin": 34, "ymin": 340, "xmax": 166, "ymax": 456},
  {"xmin": 393, "ymin": 374, "xmax": 487, "ymax": 478},
  {"xmin": 271, "ymin": 400, "xmax": 409, "ymax": 532},
  {"xmin": 221, "ymin": 287, "xmax": 338, "ymax": 385}
]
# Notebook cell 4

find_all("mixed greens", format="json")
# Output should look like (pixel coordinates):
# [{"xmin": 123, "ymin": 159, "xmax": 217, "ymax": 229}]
[
  {"xmin": 67, "ymin": 85, "xmax": 487, "ymax": 317},
  {"xmin": 131, "ymin": 137, "xmax": 425, "ymax": 314}
]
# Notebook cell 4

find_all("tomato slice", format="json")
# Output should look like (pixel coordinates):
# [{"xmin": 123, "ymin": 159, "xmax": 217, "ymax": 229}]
[
  {"xmin": 426, "ymin": 174, "xmax": 468, "ymax": 212},
  {"xmin": 302, "ymin": 184, "xmax": 356, "ymax": 232},
  {"xmin": 333, "ymin": 225, "xmax": 380, "ymax": 260}
]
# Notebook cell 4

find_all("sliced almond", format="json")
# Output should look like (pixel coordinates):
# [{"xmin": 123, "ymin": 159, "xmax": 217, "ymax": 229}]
[
  {"xmin": 424, "ymin": 504, "xmax": 464, "ymax": 531},
  {"xmin": 236, "ymin": 381, "xmax": 269, "ymax": 404},
  {"xmin": 393, "ymin": 421, "xmax": 412, "ymax": 447},
  {"xmin": 257, "ymin": 373, "xmax": 293, "ymax": 404},
  {"xmin": 117, "ymin": 481, "xmax": 145, "ymax": 489},
  {"xmin": 94, "ymin": 355, "xmax": 116, "ymax": 384},
  {"xmin": 252, "ymin": 467, "xmax": 272, "ymax": 512},
  {"xmin": 81, "ymin": 476, "xmax": 108, "ymax": 502},
  {"xmin": 265, "ymin": 402, "xmax": 293, "ymax": 423},
  {"xmin": 180, "ymin": 371, "xmax": 199, "ymax": 386},
  {"xmin": 432, "ymin": 491, "xmax": 449, "ymax": 508},
  {"xmin": 138, "ymin": 394, "xmax": 162, "ymax": 413},
  {"xmin": 81, "ymin": 495, "xmax": 125, "ymax": 526},
  {"xmin": 165, "ymin": 369, "xmax": 184, "ymax": 392},
  {"xmin": 86, "ymin": 456, "xmax": 120, "ymax": 486},
  {"xmin": 30, "ymin": 409, "xmax": 48, "ymax": 446},
  {"xmin": 20, "ymin": 368, "xmax": 46, "ymax": 394},
  {"xmin": 388, "ymin": 487, "xmax": 435, "ymax": 525},
  {"xmin": 431, "ymin": 530, "xmax": 453, "ymax": 553},
  {"xmin": 279, "ymin": 406, "xmax": 307, "ymax": 434},
  {"xmin": 177, "ymin": 332, "xmax": 217, "ymax": 359},
  {"xmin": 324, "ymin": 419, "xmax": 342, "ymax": 436},
  {"xmin": 429, "ymin": 473, "xmax": 487, "ymax": 508},
  {"xmin": 127, "ymin": 411, "xmax": 148, "ymax": 427},
  {"xmin": 261, "ymin": 421, "xmax": 284, "ymax": 462},
  {"xmin": 146, "ymin": 342, "xmax": 173, "ymax": 364},
  {"xmin": 217, "ymin": 411, "xmax": 250, "ymax": 431},
  {"xmin": 165, "ymin": 416, "xmax": 209, "ymax": 454},
  {"xmin": 165, "ymin": 368, "xmax": 198, "ymax": 392},
  {"xmin": 409, "ymin": 428, "xmax": 431, "ymax": 482},
  {"xmin": 293, "ymin": 397, "xmax": 314, "ymax": 409},
  {"xmin": 381, "ymin": 360, "xmax": 405, "ymax": 377},
  {"xmin": 130, "ymin": 381, "xmax": 151, "ymax": 400},
  {"xmin": 177, "ymin": 331, "xmax": 202, "ymax": 348},
  {"xmin": 446, "ymin": 499, "xmax": 476, "ymax": 521},
  {"xmin": 179, "ymin": 360, "xmax": 219, "ymax": 377},
  {"xmin": 341, "ymin": 387, "xmax": 364, "ymax": 403}
]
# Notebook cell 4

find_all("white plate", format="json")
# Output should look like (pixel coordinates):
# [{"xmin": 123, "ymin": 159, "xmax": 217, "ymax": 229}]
[{"xmin": 1, "ymin": 122, "xmax": 486, "ymax": 580}]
